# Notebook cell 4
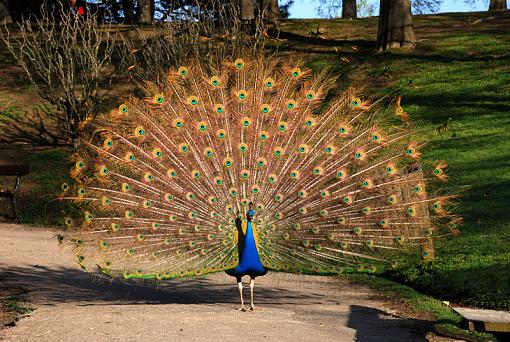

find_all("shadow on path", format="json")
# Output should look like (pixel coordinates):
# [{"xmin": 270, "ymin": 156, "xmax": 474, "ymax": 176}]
[
  {"xmin": 1, "ymin": 265, "xmax": 331, "ymax": 307},
  {"xmin": 348, "ymin": 305, "xmax": 432, "ymax": 342}
]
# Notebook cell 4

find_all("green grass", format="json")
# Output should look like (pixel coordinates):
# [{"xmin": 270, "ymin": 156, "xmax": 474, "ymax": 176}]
[
  {"xmin": 345, "ymin": 274, "xmax": 496, "ymax": 341},
  {"xmin": 275, "ymin": 11, "xmax": 510, "ymax": 311},
  {"xmin": 7, "ymin": 293, "xmax": 33, "ymax": 318},
  {"xmin": 379, "ymin": 32, "xmax": 510, "ymax": 311},
  {"xmin": 0, "ymin": 285, "xmax": 33, "ymax": 327},
  {"xmin": 0, "ymin": 148, "xmax": 73, "ymax": 226}
]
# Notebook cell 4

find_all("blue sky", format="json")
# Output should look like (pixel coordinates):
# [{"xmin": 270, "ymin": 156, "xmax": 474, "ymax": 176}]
[{"xmin": 289, "ymin": 0, "xmax": 489, "ymax": 18}]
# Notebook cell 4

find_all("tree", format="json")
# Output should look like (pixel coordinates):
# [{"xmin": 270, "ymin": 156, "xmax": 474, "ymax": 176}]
[
  {"xmin": 0, "ymin": 0, "xmax": 11, "ymax": 23},
  {"xmin": 240, "ymin": 0, "xmax": 255, "ymax": 20},
  {"xmin": 1, "ymin": 5, "xmax": 120, "ymax": 146},
  {"xmin": 137, "ymin": 0, "xmax": 154, "ymax": 24},
  {"xmin": 489, "ymin": 0, "xmax": 507, "ymax": 11},
  {"xmin": 279, "ymin": 0, "xmax": 294, "ymax": 18},
  {"xmin": 122, "ymin": 0, "xmax": 135, "ymax": 23},
  {"xmin": 261, "ymin": 0, "xmax": 280, "ymax": 23},
  {"xmin": 342, "ymin": 0, "xmax": 357, "ymax": 18},
  {"xmin": 240, "ymin": 0, "xmax": 256, "ymax": 33},
  {"xmin": 376, "ymin": 0, "xmax": 416, "ymax": 51}
]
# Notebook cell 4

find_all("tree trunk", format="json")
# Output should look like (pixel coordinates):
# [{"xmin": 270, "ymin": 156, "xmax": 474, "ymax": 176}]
[
  {"xmin": 376, "ymin": 0, "xmax": 416, "ymax": 52},
  {"xmin": 137, "ymin": 0, "xmax": 154, "ymax": 24},
  {"xmin": 240, "ymin": 0, "xmax": 255, "ymax": 20},
  {"xmin": 122, "ymin": 0, "xmax": 135, "ymax": 23},
  {"xmin": 240, "ymin": 0, "xmax": 256, "ymax": 34},
  {"xmin": 0, "ymin": 0, "xmax": 11, "ymax": 23},
  {"xmin": 342, "ymin": 0, "xmax": 357, "ymax": 19},
  {"xmin": 489, "ymin": 0, "xmax": 507, "ymax": 11},
  {"xmin": 261, "ymin": 0, "xmax": 280, "ymax": 23}
]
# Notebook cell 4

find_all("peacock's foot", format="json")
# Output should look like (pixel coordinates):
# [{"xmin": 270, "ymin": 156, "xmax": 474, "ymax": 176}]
[
  {"xmin": 249, "ymin": 305, "xmax": 255, "ymax": 311},
  {"xmin": 238, "ymin": 306, "xmax": 247, "ymax": 312}
]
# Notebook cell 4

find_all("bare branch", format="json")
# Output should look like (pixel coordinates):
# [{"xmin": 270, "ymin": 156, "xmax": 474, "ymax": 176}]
[{"xmin": 1, "ymin": 2, "xmax": 120, "ymax": 147}]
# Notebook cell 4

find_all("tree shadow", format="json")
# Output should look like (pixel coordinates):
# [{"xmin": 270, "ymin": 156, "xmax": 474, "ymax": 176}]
[
  {"xmin": 0, "ymin": 265, "xmax": 331, "ymax": 307},
  {"xmin": 347, "ymin": 305, "xmax": 433, "ymax": 341}
]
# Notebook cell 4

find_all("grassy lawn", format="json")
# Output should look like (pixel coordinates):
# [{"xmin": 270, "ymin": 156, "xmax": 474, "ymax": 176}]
[
  {"xmin": 275, "ymin": 11, "xmax": 510, "ymax": 311},
  {"xmin": 0, "ymin": 10, "xmax": 509, "ymax": 316}
]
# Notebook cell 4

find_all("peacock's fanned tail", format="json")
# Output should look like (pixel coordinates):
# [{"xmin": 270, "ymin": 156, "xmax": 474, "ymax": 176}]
[{"xmin": 60, "ymin": 57, "xmax": 463, "ymax": 279}]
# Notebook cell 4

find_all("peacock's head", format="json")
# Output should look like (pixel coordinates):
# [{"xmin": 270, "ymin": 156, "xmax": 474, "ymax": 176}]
[{"xmin": 246, "ymin": 202, "xmax": 255, "ymax": 222}]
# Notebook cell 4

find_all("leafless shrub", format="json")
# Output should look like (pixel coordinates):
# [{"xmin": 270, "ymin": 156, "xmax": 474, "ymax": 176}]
[
  {"xmin": 1, "ymin": 3, "xmax": 122, "ymax": 147},
  {"xmin": 1, "ymin": 1, "xmax": 272, "ymax": 146},
  {"xmin": 117, "ymin": 0, "xmax": 269, "ymax": 85}
]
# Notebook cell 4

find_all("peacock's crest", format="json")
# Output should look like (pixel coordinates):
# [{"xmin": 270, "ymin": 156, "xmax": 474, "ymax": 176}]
[{"xmin": 60, "ymin": 56, "xmax": 463, "ymax": 279}]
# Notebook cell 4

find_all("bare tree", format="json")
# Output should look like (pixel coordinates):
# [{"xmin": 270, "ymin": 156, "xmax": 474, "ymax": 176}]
[
  {"xmin": 0, "ymin": 0, "xmax": 11, "ymax": 23},
  {"xmin": 1, "ymin": 5, "xmax": 120, "ymax": 147},
  {"xmin": 240, "ymin": 0, "xmax": 256, "ymax": 33},
  {"xmin": 137, "ymin": 0, "xmax": 155, "ymax": 24},
  {"xmin": 489, "ymin": 0, "xmax": 507, "ymax": 11},
  {"xmin": 118, "ymin": 0, "xmax": 267, "ymax": 85},
  {"xmin": 376, "ymin": 0, "xmax": 416, "ymax": 51},
  {"xmin": 342, "ymin": 0, "xmax": 357, "ymax": 18},
  {"xmin": 240, "ymin": 0, "xmax": 256, "ymax": 21},
  {"xmin": 122, "ymin": 0, "xmax": 135, "ymax": 23},
  {"xmin": 261, "ymin": 0, "xmax": 280, "ymax": 23}
]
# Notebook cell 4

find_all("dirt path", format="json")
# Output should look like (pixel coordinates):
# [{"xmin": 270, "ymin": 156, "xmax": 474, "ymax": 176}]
[{"xmin": 0, "ymin": 224, "xmax": 455, "ymax": 342}]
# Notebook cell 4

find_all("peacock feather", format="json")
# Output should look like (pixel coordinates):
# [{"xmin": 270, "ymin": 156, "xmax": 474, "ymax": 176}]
[{"xmin": 59, "ymin": 56, "xmax": 463, "ymax": 283}]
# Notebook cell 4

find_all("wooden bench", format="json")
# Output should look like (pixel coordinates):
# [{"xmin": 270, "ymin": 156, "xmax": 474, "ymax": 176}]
[{"xmin": 0, "ymin": 148, "xmax": 30, "ymax": 222}]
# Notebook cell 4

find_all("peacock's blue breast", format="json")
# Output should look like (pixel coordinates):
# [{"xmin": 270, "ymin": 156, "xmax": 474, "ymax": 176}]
[{"xmin": 228, "ymin": 222, "xmax": 266, "ymax": 276}]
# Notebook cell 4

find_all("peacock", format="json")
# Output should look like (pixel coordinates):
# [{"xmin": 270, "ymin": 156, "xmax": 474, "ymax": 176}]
[{"xmin": 59, "ymin": 56, "xmax": 463, "ymax": 311}]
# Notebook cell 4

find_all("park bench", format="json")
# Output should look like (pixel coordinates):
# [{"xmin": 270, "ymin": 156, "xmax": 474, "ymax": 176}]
[{"xmin": 0, "ymin": 148, "xmax": 30, "ymax": 222}]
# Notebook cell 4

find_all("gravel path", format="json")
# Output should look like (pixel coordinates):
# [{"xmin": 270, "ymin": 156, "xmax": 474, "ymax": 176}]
[{"xmin": 0, "ymin": 224, "xmax": 452, "ymax": 342}]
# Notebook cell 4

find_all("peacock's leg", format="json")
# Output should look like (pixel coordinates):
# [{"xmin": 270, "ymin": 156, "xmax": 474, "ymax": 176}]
[
  {"xmin": 249, "ymin": 277, "xmax": 255, "ymax": 311},
  {"xmin": 238, "ymin": 281, "xmax": 246, "ymax": 311}
]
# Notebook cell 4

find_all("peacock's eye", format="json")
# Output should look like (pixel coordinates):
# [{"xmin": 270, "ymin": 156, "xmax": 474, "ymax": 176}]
[
  {"xmin": 178, "ymin": 66, "xmax": 188, "ymax": 76},
  {"xmin": 180, "ymin": 144, "xmax": 189, "ymax": 153},
  {"xmin": 214, "ymin": 104, "xmax": 224, "ymax": 114},
  {"xmin": 210, "ymin": 76, "xmax": 220, "ymax": 86},
  {"xmin": 154, "ymin": 94, "xmax": 164, "ymax": 104},
  {"xmin": 198, "ymin": 122, "xmax": 207, "ymax": 131},
  {"xmin": 242, "ymin": 118, "xmax": 251, "ymax": 127},
  {"xmin": 239, "ymin": 143, "xmax": 248, "ymax": 153},
  {"xmin": 234, "ymin": 59, "xmax": 245, "ymax": 69}
]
